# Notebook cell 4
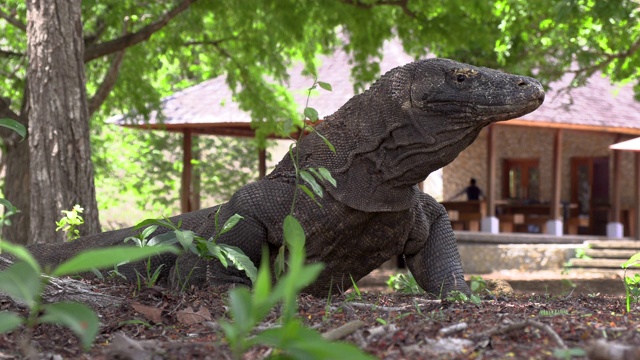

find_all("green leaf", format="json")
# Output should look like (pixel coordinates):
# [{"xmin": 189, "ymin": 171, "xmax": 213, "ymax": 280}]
[
  {"xmin": 205, "ymin": 241, "xmax": 227, "ymax": 267},
  {"xmin": 133, "ymin": 218, "xmax": 179, "ymax": 231},
  {"xmin": 313, "ymin": 130, "xmax": 336, "ymax": 153},
  {"xmin": 140, "ymin": 225, "xmax": 159, "ymax": 240},
  {"xmin": 41, "ymin": 302, "xmax": 99, "ymax": 351},
  {"xmin": 309, "ymin": 167, "xmax": 337, "ymax": 188},
  {"xmin": 317, "ymin": 167, "xmax": 337, "ymax": 187},
  {"xmin": 253, "ymin": 249, "xmax": 272, "ymax": 305},
  {"xmin": 0, "ymin": 262, "xmax": 41, "ymax": 307},
  {"xmin": 226, "ymin": 288, "xmax": 254, "ymax": 331},
  {"xmin": 283, "ymin": 215, "xmax": 305, "ymax": 253},
  {"xmin": 253, "ymin": 319, "xmax": 374, "ymax": 360},
  {"xmin": 221, "ymin": 244, "xmax": 257, "ymax": 283},
  {"xmin": 174, "ymin": 230, "xmax": 195, "ymax": 250},
  {"xmin": 146, "ymin": 231, "xmax": 179, "ymax": 247},
  {"xmin": 0, "ymin": 118, "xmax": 26, "ymax": 141},
  {"xmin": 304, "ymin": 107, "xmax": 319, "ymax": 122},
  {"xmin": 297, "ymin": 184, "xmax": 319, "ymax": 206},
  {"xmin": 622, "ymin": 252, "xmax": 640, "ymax": 268},
  {"xmin": 299, "ymin": 170, "xmax": 323, "ymax": 198},
  {"xmin": 0, "ymin": 241, "xmax": 40, "ymax": 273},
  {"xmin": 219, "ymin": 214, "xmax": 244, "ymax": 236},
  {"xmin": 53, "ymin": 245, "xmax": 179, "ymax": 277},
  {"xmin": 317, "ymin": 81, "xmax": 332, "ymax": 92},
  {"xmin": 0, "ymin": 311, "xmax": 22, "ymax": 334},
  {"xmin": 0, "ymin": 198, "xmax": 18, "ymax": 214},
  {"xmin": 123, "ymin": 237, "xmax": 143, "ymax": 247}
]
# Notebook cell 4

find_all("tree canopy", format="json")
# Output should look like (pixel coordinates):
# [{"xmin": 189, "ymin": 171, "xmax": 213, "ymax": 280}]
[{"xmin": 1, "ymin": 0, "xmax": 639, "ymax": 241}]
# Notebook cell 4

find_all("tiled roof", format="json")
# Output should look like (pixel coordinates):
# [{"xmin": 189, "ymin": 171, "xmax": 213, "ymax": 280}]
[
  {"xmin": 110, "ymin": 40, "xmax": 414, "ymax": 136},
  {"xmin": 112, "ymin": 40, "xmax": 640, "ymax": 135}
]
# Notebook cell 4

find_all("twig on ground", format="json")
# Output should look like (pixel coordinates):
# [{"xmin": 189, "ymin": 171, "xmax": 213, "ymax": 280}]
[
  {"xmin": 477, "ymin": 320, "xmax": 567, "ymax": 349},
  {"xmin": 438, "ymin": 322, "xmax": 468, "ymax": 336},
  {"xmin": 344, "ymin": 302, "xmax": 409, "ymax": 312},
  {"xmin": 322, "ymin": 320, "xmax": 366, "ymax": 341}
]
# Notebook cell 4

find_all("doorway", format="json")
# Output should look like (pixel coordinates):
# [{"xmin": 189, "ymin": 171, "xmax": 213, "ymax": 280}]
[{"xmin": 570, "ymin": 157, "xmax": 609, "ymax": 235}]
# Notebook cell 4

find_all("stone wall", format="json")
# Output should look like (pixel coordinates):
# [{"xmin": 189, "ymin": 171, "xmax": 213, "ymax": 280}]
[{"xmin": 443, "ymin": 125, "xmax": 638, "ymax": 210}]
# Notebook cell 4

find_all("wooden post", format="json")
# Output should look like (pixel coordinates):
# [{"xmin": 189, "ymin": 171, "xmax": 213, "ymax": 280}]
[
  {"xmin": 611, "ymin": 150, "xmax": 622, "ymax": 223},
  {"xmin": 636, "ymin": 152, "xmax": 640, "ymax": 240},
  {"xmin": 259, "ymin": 148, "xmax": 267, "ymax": 179},
  {"xmin": 550, "ymin": 129, "xmax": 563, "ymax": 220},
  {"xmin": 180, "ymin": 129, "xmax": 193, "ymax": 213},
  {"xmin": 486, "ymin": 125, "xmax": 496, "ymax": 219}
]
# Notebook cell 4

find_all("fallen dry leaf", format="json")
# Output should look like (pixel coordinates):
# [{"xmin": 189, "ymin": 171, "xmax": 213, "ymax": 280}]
[
  {"xmin": 177, "ymin": 306, "xmax": 212, "ymax": 325},
  {"xmin": 131, "ymin": 302, "xmax": 163, "ymax": 324}
]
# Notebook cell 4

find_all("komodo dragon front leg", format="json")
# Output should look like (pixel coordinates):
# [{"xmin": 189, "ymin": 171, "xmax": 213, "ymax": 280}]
[{"xmin": 404, "ymin": 193, "xmax": 468, "ymax": 296}]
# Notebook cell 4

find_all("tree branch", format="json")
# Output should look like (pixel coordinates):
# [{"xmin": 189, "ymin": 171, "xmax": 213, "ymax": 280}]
[
  {"xmin": 0, "ymin": 49, "xmax": 25, "ymax": 59},
  {"xmin": 183, "ymin": 38, "xmax": 233, "ymax": 47},
  {"xmin": 88, "ymin": 50, "xmax": 126, "ymax": 116},
  {"xmin": 570, "ymin": 37, "xmax": 640, "ymax": 80},
  {"xmin": 84, "ymin": 0, "xmax": 198, "ymax": 62},
  {"xmin": 0, "ymin": 8, "xmax": 26, "ymax": 32}
]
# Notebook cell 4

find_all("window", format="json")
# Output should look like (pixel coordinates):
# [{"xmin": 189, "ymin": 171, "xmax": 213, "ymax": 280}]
[{"xmin": 503, "ymin": 159, "xmax": 540, "ymax": 201}]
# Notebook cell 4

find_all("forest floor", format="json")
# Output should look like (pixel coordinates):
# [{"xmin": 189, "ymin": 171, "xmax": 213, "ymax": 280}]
[{"xmin": 0, "ymin": 271, "xmax": 639, "ymax": 360}]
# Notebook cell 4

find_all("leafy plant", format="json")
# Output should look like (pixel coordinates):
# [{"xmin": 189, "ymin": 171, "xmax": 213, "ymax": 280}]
[
  {"xmin": 219, "ymin": 79, "xmax": 373, "ymax": 359},
  {"xmin": 220, "ymin": 219, "xmax": 372, "ymax": 360},
  {"xmin": 574, "ymin": 245, "xmax": 592, "ymax": 260},
  {"xmin": 345, "ymin": 275, "xmax": 363, "ymax": 301},
  {"xmin": 55, "ymin": 204, "xmax": 85, "ymax": 241},
  {"xmin": 274, "ymin": 79, "xmax": 337, "ymax": 279},
  {"xmin": 387, "ymin": 272, "xmax": 424, "ymax": 294},
  {"xmin": 0, "ymin": 198, "xmax": 19, "ymax": 231},
  {"xmin": 469, "ymin": 275, "xmax": 488, "ymax": 296},
  {"xmin": 124, "ymin": 207, "xmax": 256, "ymax": 288},
  {"xmin": 0, "ymin": 241, "xmax": 178, "ymax": 352},
  {"xmin": 621, "ymin": 252, "xmax": 640, "ymax": 312}
]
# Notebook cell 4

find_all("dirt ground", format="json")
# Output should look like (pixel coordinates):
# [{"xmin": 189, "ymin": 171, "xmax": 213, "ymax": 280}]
[{"xmin": 0, "ymin": 271, "xmax": 638, "ymax": 360}]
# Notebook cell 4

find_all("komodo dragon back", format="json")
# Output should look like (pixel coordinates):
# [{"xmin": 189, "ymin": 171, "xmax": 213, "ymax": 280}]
[{"xmin": 2, "ymin": 58, "xmax": 544, "ymax": 297}]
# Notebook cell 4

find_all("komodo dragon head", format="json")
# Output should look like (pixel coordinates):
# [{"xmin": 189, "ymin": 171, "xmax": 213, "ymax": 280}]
[{"xmin": 304, "ymin": 58, "xmax": 545, "ymax": 212}]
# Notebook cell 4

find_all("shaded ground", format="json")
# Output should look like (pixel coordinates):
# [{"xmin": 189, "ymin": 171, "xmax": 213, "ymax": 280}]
[{"xmin": 0, "ymin": 273, "xmax": 638, "ymax": 360}]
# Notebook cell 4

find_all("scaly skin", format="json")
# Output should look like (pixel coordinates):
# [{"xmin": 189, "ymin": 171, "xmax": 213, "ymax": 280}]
[{"xmin": 2, "ymin": 58, "xmax": 544, "ymax": 297}]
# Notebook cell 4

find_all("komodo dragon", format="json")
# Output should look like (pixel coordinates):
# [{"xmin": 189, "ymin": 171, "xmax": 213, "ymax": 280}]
[{"xmin": 3, "ymin": 58, "xmax": 544, "ymax": 297}]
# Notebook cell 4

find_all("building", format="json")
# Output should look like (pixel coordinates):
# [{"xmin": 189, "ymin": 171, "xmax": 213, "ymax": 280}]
[{"xmin": 443, "ymin": 70, "xmax": 640, "ymax": 238}]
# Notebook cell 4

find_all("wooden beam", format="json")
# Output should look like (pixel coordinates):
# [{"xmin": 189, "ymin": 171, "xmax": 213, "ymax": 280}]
[
  {"xmin": 180, "ymin": 129, "xmax": 193, "ymax": 213},
  {"xmin": 550, "ymin": 129, "xmax": 563, "ymax": 219},
  {"xmin": 499, "ymin": 120, "xmax": 640, "ymax": 136}
]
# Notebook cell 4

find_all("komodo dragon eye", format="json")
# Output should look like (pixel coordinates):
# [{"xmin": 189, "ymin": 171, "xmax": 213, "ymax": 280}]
[{"xmin": 456, "ymin": 74, "xmax": 466, "ymax": 82}]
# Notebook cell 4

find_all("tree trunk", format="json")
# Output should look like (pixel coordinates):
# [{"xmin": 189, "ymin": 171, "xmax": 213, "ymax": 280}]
[
  {"xmin": 2, "ymin": 122, "xmax": 30, "ymax": 245},
  {"xmin": 26, "ymin": 0, "xmax": 100, "ymax": 244},
  {"xmin": 0, "ymin": 96, "xmax": 30, "ymax": 245}
]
